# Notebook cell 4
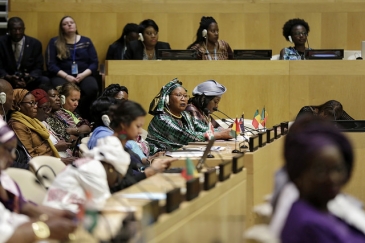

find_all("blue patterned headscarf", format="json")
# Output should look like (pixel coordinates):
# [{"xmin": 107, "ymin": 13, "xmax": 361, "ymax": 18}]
[{"xmin": 149, "ymin": 78, "xmax": 185, "ymax": 115}]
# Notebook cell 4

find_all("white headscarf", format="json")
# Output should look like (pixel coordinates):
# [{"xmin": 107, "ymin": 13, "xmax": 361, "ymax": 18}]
[{"xmin": 192, "ymin": 80, "xmax": 227, "ymax": 97}]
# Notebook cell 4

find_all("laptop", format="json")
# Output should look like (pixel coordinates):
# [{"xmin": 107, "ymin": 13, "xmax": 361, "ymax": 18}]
[
  {"xmin": 305, "ymin": 49, "xmax": 344, "ymax": 60},
  {"xmin": 195, "ymin": 139, "xmax": 215, "ymax": 172},
  {"xmin": 333, "ymin": 120, "xmax": 365, "ymax": 132},
  {"xmin": 233, "ymin": 49, "xmax": 272, "ymax": 60},
  {"xmin": 157, "ymin": 49, "xmax": 196, "ymax": 60}
]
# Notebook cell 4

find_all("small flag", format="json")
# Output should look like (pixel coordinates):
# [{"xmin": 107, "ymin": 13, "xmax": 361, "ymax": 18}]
[
  {"xmin": 252, "ymin": 109, "xmax": 261, "ymax": 129},
  {"xmin": 239, "ymin": 113, "xmax": 245, "ymax": 133},
  {"xmin": 260, "ymin": 107, "xmax": 268, "ymax": 127},
  {"xmin": 181, "ymin": 157, "xmax": 199, "ymax": 180},
  {"xmin": 230, "ymin": 118, "xmax": 242, "ymax": 138}
]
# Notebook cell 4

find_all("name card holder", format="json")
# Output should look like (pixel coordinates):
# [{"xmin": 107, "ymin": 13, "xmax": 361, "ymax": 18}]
[
  {"xmin": 165, "ymin": 188, "xmax": 181, "ymax": 213},
  {"xmin": 219, "ymin": 160, "xmax": 232, "ymax": 182},
  {"xmin": 267, "ymin": 128, "xmax": 275, "ymax": 143},
  {"xmin": 186, "ymin": 177, "xmax": 201, "ymax": 201},
  {"xmin": 273, "ymin": 125, "xmax": 281, "ymax": 139},
  {"xmin": 249, "ymin": 135, "xmax": 259, "ymax": 152},
  {"xmin": 281, "ymin": 121, "xmax": 289, "ymax": 135},
  {"xmin": 204, "ymin": 168, "xmax": 217, "ymax": 191},
  {"xmin": 232, "ymin": 154, "xmax": 244, "ymax": 174},
  {"xmin": 141, "ymin": 199, "xmax": 160, "ymax": 226},
  {"xmin": 258, "ymin": 131, "xmax": 267, "ymax": 147}
]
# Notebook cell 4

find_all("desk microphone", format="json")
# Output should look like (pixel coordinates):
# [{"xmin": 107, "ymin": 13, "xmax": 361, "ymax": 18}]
[{"xmin": 214, "ymin": 108, "xmax": 258, "ymax": 134}]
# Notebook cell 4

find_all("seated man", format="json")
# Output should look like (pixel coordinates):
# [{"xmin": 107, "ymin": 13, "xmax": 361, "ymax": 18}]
[{"xmin": 0, "ymin": 17, "xmax": 49, "ymax": 91}]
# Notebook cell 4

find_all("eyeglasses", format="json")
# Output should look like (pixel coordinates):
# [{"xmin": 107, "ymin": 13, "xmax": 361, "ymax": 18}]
[
  {"xmin": 21, "ymin": 101, "xmax": 37, "ymax": 107},
  {"xmin": 170, "ymin": 93, "xmax": 190, "ymax": 100},
  {"xmin": 292, "ymin": 31, "xmax": 307, "ymax": 36}
]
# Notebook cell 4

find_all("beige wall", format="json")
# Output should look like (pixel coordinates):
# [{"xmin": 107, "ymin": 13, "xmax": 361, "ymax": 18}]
[{"xmin": 9, "ymin": 0, "xmax": 365, "ymax": 65}]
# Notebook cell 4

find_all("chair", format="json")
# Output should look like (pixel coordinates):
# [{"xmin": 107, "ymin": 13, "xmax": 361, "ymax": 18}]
[
  {"xmin": 4, "ymin": 168, "xmax": 47, "ymax": 204},
  {"xmin": 78, "ymin": 143, "xmax": 90, "ymax": 157},
  {"xmin": 344, "ymin": 50, "xmax": 361, "ymax": 60},
  {"xmin": 29, "ymin": 156, "xmax": 66, "ymax": 189},
  {"xmin": 270, "ymin": 54, "xmax": 280, "ymax": 60},
  {"xmin": 81, "ymin": 136, "xmax": 90, "ymax": 145}
]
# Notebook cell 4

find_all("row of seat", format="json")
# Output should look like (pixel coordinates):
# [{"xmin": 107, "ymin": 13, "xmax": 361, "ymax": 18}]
[{"xmin": 270, "ymin": 50, "xmax": 362, "ymax": 60}]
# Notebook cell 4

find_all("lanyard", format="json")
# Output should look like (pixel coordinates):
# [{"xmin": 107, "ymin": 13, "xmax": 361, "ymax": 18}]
[
  {"xmin": 72, "ymin": 35, "xmax": 77, "ymax": 63},
  {"xmin": 16, "ymin": 38, "xmax": 25, "ymax": 70}
]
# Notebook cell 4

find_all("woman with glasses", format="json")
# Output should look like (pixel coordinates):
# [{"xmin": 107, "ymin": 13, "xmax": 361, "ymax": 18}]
[
  {"xmin": 147, "ymin": 79, "xmax": 209, "ymax": 154},
  {"xmin": 124, "ymin": 19, "xmax": 171, "ymax": 60},
  {"xmin": 187, "ymin": 16, "xmax": 233, "ymax": 60},
  {"xmin": 31, "ymin": 89, "xmax": 77, "ymax": 164},
  {"xmin": 7, "ymin": 89, "xmax": 60, "ymax": 158},
  {"xmin": 279, "ymin": 18, "xmax": 311, "ymax": 60},
  {"xmin": 186, "ymin": 80, "xmax": 232, "ymax": 140},
  {"xmin": 270, "ymin": 115, "xmax": 365, "ymax": 242}
]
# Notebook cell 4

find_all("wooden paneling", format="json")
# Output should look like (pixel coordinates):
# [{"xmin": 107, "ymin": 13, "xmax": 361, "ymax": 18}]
[{"xmin": 9, "ymin": 0, "xmax": 365, "ymax": 64}]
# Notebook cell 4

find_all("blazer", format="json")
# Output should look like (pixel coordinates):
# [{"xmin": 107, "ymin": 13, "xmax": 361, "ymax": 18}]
[
  {"xmin": 106, "ymin": 42, "xmax": 126, "ymax": 60},
  {"xmin": 0, "ymin": 35, "xmax": 44, "ymax": 78},
  {"xmin": 123, "ymin": 40, "xmax": 171, "ymax": 60}
]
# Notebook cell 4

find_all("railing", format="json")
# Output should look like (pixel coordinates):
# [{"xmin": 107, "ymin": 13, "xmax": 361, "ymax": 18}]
[{"xmin": 0, "ymin": 0, "xmax": 7, "ymax": 30}]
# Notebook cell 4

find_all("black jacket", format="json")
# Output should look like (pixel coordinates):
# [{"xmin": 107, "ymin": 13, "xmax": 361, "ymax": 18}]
[{"xmin": 123, "ymin": 40, "xmax": 171, "ymax": 60}]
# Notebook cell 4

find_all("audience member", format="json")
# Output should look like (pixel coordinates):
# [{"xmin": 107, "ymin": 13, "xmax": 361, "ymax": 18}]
[
  {"xmin": 186, "ymin": 80, "xmax": 232, "ymax": 139},
  {"xmin": 101, "ymin": 83, "xmax": 129, "ymax": 100},
  {"xmin": 108, "ymin": 100, "xmax": 175, "ymax": 189},
  {"xmin": 147, "ymin": 79, "xmax": 207, "ymax": 154},
  {"xmin": 296, "ymin": 100, "xmax": 354, "ymax": 120},
  {"xmin": 106, "ymin": 23, "xmax": 139, "ymax": 60},
  {"xmin": 46, "ymin": 16, "xmax": 98, "ymax": 120},
  {"xmin": 124, "ymin": 19, "xmax": 171, "ymax": 60},
  {"xmin": 55, "ymin": 82, "xmax": 91, "ymax": 137},
  {"xmin": 279, "ymin": 18, "xmax": 311, "ymax": 60},
  {"xmin": 0, "ymin": 17, "xmax": 50, "ymax": 90},
  {"xmin": 188, "ymin": 16, "xmax": 233, "ymax": 60},
  {"xmin": 8, "ymin": 89, "xmax": 60, "ymax": 158},
  {"xmin": 43, "ymin": 136, "xmax": 130, "ymax": 212},
  {"xmin": 0, "ymin": 118, "xmax": 77, "ymax": 242}
]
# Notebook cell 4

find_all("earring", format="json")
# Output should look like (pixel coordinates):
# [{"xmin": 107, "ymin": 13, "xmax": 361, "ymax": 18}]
[
  {"xmin": 109, "ymin": 168, "xmax": 114, "ymax": 173},
  {"xmin": 118, "ymin": 130, "xmax": 127, "ymax": 140}
]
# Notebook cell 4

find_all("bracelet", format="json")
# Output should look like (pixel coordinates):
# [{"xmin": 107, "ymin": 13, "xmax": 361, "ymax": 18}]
[
  {"xmin": 64, "ymin": 74, "xmax": 68, "ymax": 79},
  {"xmin": 32, "ymin": 221, "xmax": 50, "ymax": 239}
]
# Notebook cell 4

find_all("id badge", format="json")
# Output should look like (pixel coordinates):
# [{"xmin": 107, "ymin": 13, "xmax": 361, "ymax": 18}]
[{"xmin": 71, "ymin": 63, "xmax": 78, "ymax": 74}]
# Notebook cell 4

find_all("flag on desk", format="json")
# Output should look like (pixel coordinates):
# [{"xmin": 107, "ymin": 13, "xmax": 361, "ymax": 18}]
[
  {"xmin": 252, "ymin": 109, "xmax": 261, "ymax": 129},
  {"xmin": 181, "ymin": 158, "xmax": 199, "ymax": 180},
  {"xmin": 260, "ymin": 107, "xmax": 268, "ymax": 127},
  {"xmin": 230, "ymin": 118, "xmax": 241, "ymax": 138}
]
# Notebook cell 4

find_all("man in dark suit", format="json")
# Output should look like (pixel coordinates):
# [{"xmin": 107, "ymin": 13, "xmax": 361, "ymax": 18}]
[{"xmin": 0, "ymin": 17, "xmax": 49, "ymax": 90}]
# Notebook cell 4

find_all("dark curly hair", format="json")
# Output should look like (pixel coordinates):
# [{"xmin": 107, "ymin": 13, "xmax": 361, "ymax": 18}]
[
  {"xmin": 109, "ymin": 100, "xmax": 146, "ymax": 130},
  {"xmin": 139, "ymin": 19, "xmax": 159, "ymax": 34},
  {"xmin": 115, "ymin": 23, "xmax": 139, "ymax": 44},
  {"xmin": 188, "ymin": 95, "xmax": 215, "ymax": 115},
  {"xmin": 101, "ymin": 84, "xmax": 128, "ymax": 98},
  {"xmin": 282, "ymin": 18, "xmax": 310, "ymax": 41},
  {"xmin": 90, "ymin": 97, "xmax": 121, "ymax": 130},
  {"xmin": 187, "ymin": 16, "xmax": 217, "ymax": 49}
]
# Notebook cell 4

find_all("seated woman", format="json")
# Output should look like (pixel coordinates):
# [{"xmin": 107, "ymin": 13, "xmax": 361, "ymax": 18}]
[
  {"xmin": 8, "ymin": 89, "xmax": 60, "ymax": 158},
  {"xmin": 124, "ymin": 19, "xmax": 171, "ymax": 60},
  {"xmin": 101, "ymin": 83, "xmax": 129, "ymax": 100},
  {"xmin": 272, "ymin": 116, "xmax": 365, "ymax": 242},
  {"xmin": 187, "ymin": 16, "xmax": 233, "ymax": 60},
  {"xmin": 147, "ymin": 79, "xmax": 209, "ymax": 154},
  {"xmin": 0, "ymin": 119, "xmax": 76, "ymax": 242},
  {"xmin": 46, "ymin": 16, "xmax": 99, "ymax": 120},
  {"xmin": 106, "ymin": 23, "xmax": 139, "ymax": 60},
  {"xmin": 296, "ymin": 100, "xmax": 354, "ymax": 120},
  {"xmin": 186, "ymin": 80, "xmax": 232, "ymax": 139},
  {"xmin": 279, "ymin": 18, "xmax": 311, "ymax": 60},
  {"xmin": 30, "ymin": 89, "xmax": 76, "ymax": 164},
  {"xmin": 108, "ymin": 100, "xmax": 176, "ymax": 189},
  {"xmin": 55, "ymin": 82, "xmax": 91, "ymax": 137},
  {"xmin": 43, "ymin": 136, "xmax": 130, "ymax": 212}
]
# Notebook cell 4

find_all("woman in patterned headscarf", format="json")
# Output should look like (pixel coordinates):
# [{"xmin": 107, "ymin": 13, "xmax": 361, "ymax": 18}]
[
  {"xmin": 186, "ymin": 80, "xmax": 232, "ymax": 140},
  {"xmin": 147, "ymin": 78, "xmax": 208, "ymax": 154}
]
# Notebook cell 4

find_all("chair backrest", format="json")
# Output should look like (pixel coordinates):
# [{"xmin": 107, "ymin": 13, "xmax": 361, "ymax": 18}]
[
  {"xmin": 4, "ymin": 168, "xmax": 47, "ymax": 204},
  {"xmin": 29, "ymin": 156, "xmax": 66, "ymax": 189},
  {"xmin": 344, "ymin": 50, "xmax": 361, "ymax": 60},
  {"xmin": 270, "ymin": 54, "xmax": 280, "ymax": 60},
  {"xmin": 78, "ymin": 143, "xmax": 90, "ymax": 157}
]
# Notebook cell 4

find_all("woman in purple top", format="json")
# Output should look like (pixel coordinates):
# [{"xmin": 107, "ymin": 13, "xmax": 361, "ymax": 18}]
[
  {"xmin": 280, "ymin": 115, "xmax": 365, "ymax": 243},
  {"xmin": 46, "ymin": 16, "xmax": 99, "ymax": 120}
]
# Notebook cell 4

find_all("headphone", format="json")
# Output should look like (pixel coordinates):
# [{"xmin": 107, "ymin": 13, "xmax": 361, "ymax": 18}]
[
  {"xmin": 202, "ymin": 29, "xmax": 207, "ymax": 38},
  {"xmin": 60, "ymin": 95, "xmax": 66, "ymax": 105},
  {"xmin": 164, "ymin": 96, "xmax": 170, "ymax": 106},
  {"xmin": 0, "ymin": 92, "xmax": 6, "ymax": 105},
  {"xmin": 288, "ymin": 36, "xmax": 293, "ymax": 43},
  {"xmin": 139, "ymin": 33, "xmax": 144, "ymax": 42},
  {"xmin": 101, "ymin": 114, "xmax": 111, "ymax": 127}
]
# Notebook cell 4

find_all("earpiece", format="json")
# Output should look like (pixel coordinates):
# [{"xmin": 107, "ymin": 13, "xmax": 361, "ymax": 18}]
[
  {"xmin": 0, "ymin": 92, "xmax": 6, "ymax": 105},
  {"xmin": 101, "ymin": 114, "xmax": 111, "ymax": 127},
  {"xmin": 60, "ymin": 95, "xmax": 66, "ymax": 105},
  {"xmin": 165, "ymin": 96, "xmax": 170, "ymax": 106},
  {"xmin": 288, "ymin": 36, "xmax": 293, "ymax": 43},
  {"xmin": 139, "ymin": 33, "xmax": 144, "ymax": 42},
  {"xmin": 202, "ymin": 29, "xmax": 207, "ymax": 38}
]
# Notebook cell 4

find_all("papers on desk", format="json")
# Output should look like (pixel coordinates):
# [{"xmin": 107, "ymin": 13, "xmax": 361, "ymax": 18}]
[
  {"xmin": 166, "ymin": 151, "xmax": 204, "ymax": 158},
  {"xmin": 102, "ymin": 205, "xmax": 136, "ymax": 212},
  {"xmin": 119, "ymin": 192, "xmax": 166, "ymax": 200}
]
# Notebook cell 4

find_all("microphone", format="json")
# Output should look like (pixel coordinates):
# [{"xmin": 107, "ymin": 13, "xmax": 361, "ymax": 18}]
[
  {"xmin": 213, "ymin": 108, "xmax": 234, "ymax": 122},
  {"xmin": 210, "ymin": 113, "xmax": 232, "ymax": 128},
  {"xmin": 214, "ymin": 108, "xmax": 258, "ymax": 134}
]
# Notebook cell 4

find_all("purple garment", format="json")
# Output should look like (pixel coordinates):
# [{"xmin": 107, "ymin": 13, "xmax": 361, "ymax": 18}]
[
  {"xmin": 281, "ymin": 199, "xmax": 365, "ymax": 243},
  {"xmin": 0, "ymin": 182, "xmax": 27, "ymax": 213}
]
